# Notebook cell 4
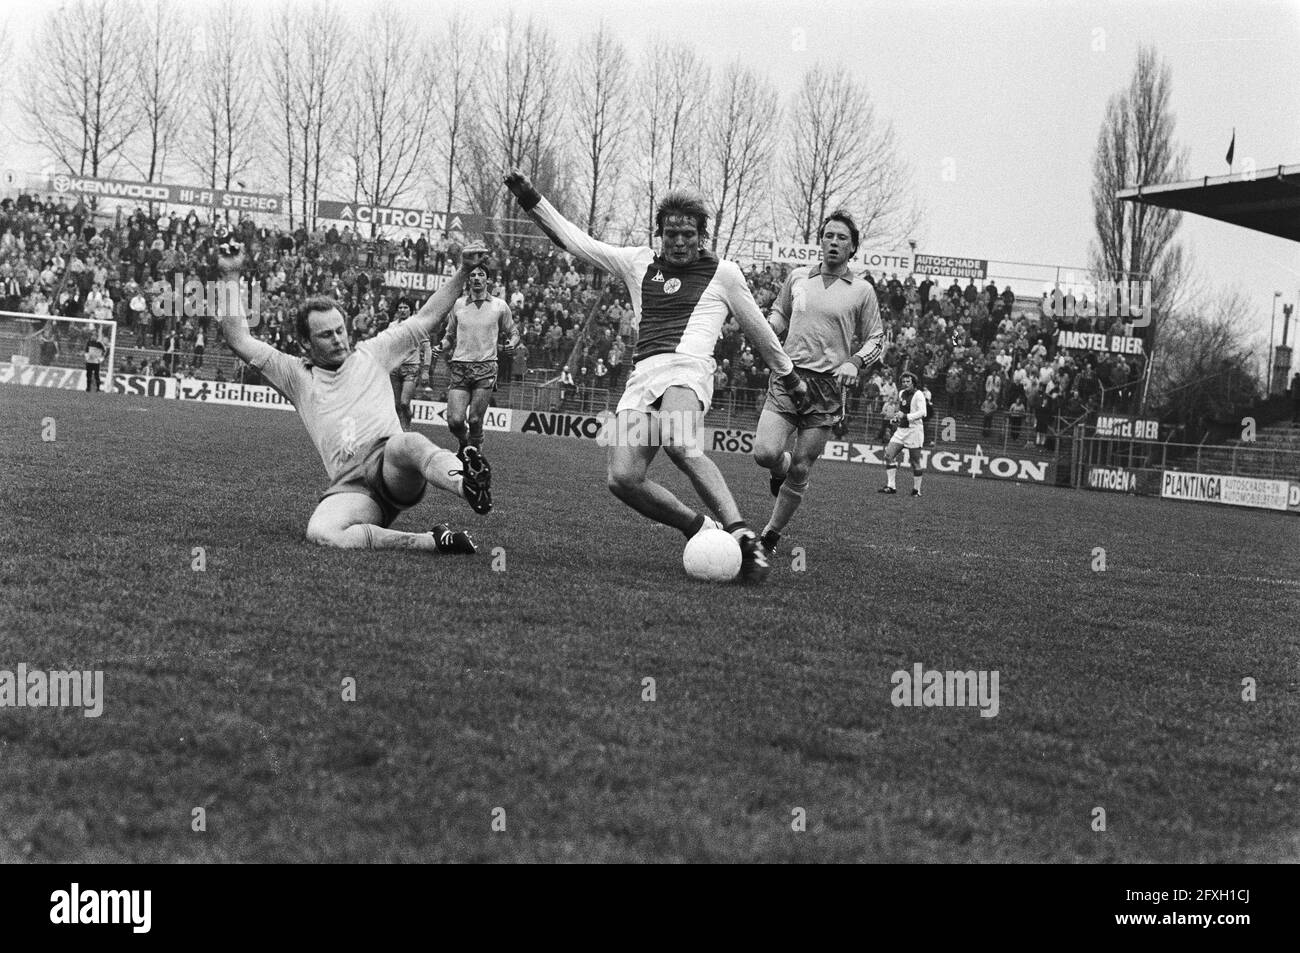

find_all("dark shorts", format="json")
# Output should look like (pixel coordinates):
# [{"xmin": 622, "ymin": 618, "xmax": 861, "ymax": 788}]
[
  {"xmin": 449, "ymin": 360, "xmax": 498, "ymax": 392},
  {"xmin": 764, "ymin": 368, "xmax": 843, "ymax": 430},
  {"xmin": 319, "ymin": 436, "xmax": 425, "ymax": 528},
  {"xmin": 395, "ymin": 362, "xmax": 421, "ymax": 383}
]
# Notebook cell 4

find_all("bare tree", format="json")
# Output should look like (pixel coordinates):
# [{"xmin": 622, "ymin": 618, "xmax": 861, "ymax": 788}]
[
  {"xmin": 431, "ymin": 13, "xmax": 479, "ymax": 222},
  {"xmin": 782, "ymin": 64, "xmax": 916, "ymax": 245},
  {"xmin": 263, "ymin": 0, "xmax": 351, "ymax": 230},
  {"xmin": 633, "ymin": 40, "xmax": 708, "ymax": 241},
  {"xmin": 186, "ymin": 3, "xmax": 259, "ymax": 192},
  {"xmin": 1149, "ymin": 288, "xmax": 1261, "ymax": 437},
  {"xmin": 127, "ymin": 0, "xmax": 190, "ymax": 183},
  {"xmin": 1090, "ymin": 44, "xmax": 1189, "ymax": 322},
  {"xmin": 22, "ymin": 0, "xmax": 138, "ymax": 177},
  {"xmin": 480, "ymin": 13, "xmax": 567, "ymax": 196},
  {"xmin": 346, "ymin": 3, "xmax": 437, "ymax": 216},
  {"xmin": 698, "ymin": 60, "xmax": 777, "ymax": 257},
  {"xmin": 569, "ymin": 23, "xmax": 630, "ymax": 237}
]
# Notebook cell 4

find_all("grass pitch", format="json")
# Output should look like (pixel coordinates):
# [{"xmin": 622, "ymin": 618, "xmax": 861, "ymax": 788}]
[{"xmin": 1, "ymin": 384, "xmax": 1297, "ymax": 862}]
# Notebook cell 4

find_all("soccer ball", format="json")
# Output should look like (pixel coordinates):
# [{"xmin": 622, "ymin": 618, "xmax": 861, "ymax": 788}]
[{"xmin": 683, "ymin": 528, "xmax": 742, "ymax": 582}]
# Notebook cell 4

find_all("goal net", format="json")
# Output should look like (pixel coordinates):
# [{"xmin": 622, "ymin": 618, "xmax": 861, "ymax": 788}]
[{"xmin": 0, "ymin": 311, "xmax": 118, "ymax": 392}]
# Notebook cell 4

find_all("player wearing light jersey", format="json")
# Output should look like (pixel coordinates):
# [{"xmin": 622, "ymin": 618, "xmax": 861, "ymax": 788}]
[
  {"xmin": 505, "ymin": 169, "xmax": 810, "ymax": 583},
  {"xmin": 439, "ymin": 262, "xmax": 518, "ymax": 457},
  {"xmin": 388, "ymin": 298, "xmax": 431, "ymax": 431},
  {"xmin": 753, "ymin": 211, "xmax": 884, "ymax": 556},
  {"xmin": 881, "ymin": 370, "xmax": 928, "ymax": 496},
  {"xmin": 217, "ymin": 242, "xmax": 494, "ymax": 553}
]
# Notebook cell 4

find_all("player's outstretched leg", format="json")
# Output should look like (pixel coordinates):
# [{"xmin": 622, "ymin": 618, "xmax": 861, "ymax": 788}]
[
  {"xmin": 760, "ymin": 425, "xmax": 829, "ymax": 556},
  {"xmin": 880, "ymin": 442, "xmax": 901, "ymax": 493},
  {"xmin": 446, "ymin": 387, "xmax": 471, "ymax": 454},
  {"xmin": 384, "ymin": 430, "xmax": 492, "ymax": 514},
  {"xmin": 655, "ymin": 387, "xmax": 768, "ymax": 583},
  {"xmin": 399, "ymin": 376, "xmax": 419, "ymax": 431},
  {"xmin": 466, "ymin": 385, "xmax": 493, "ymax": 450},
  {"xmin": 305, "ymin": 493, "xmax": 474, "ymax": 553},
  {"xmin": 753, "ymin": 407, "xmax": 797, "ymax": 498}
]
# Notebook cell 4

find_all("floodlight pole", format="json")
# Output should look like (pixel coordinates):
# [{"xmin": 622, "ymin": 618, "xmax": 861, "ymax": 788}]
[{"xmin": 1268, "ymin": 291, "xmax": 1281, "ymax": 394}]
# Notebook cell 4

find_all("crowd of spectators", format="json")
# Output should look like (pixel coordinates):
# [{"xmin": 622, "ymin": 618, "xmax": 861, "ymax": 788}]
[{"xmin": 1, "ymin": 192, "xmax": 1146, "ymax": 438}]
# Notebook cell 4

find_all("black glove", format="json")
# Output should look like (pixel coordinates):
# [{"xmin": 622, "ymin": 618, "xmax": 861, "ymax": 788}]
[
  {"xmin": 781, "ymin": 371, "xmax": 812, "ymax": 414},
  {"xmin": 503, "ymin": 170, "xmax": 542, "ymax": 211}
]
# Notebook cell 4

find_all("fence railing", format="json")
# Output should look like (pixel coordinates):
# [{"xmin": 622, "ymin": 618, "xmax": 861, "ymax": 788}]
[{"xmin": 1075, "ymin": 431, "xmax": 1300, "ymax": 483}]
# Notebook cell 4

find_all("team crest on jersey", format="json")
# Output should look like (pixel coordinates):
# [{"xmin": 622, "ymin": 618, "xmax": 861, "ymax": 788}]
[
  {"xmin": 651, "ymin": 270, "xmax": 665, "ymax": 282},
  {"xmin": 663, "ymin": 278, "xmax": 681, "ymax": 294}
]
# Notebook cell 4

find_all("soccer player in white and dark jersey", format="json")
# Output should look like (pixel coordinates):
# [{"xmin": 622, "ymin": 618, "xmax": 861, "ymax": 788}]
[
  {"xmin": 216, "ymin": 242, "xmax": 494, "ymax": 553},
  {"xmin": 753, "ymin": 211, "xmax": 884, "ymax": 556},
  {"xmin": 388, "ymin": 298, "xmax": 430, "ymax": 431},
  {"xmin": 881, "ymin": 370, "xmax": 928, "ymax": 496},
  {"xmin": 439, "ymin": 262, "xmax": 518, "ymax": 457},
  {"xmin": 504, "ymin": 169, "xmax": 810, "ymax": 583}
]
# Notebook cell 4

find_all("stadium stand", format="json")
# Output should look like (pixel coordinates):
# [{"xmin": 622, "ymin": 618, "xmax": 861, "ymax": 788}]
[{"xmin": 1, "ymin": 192, "xmax": 1146, "ymax": 456}]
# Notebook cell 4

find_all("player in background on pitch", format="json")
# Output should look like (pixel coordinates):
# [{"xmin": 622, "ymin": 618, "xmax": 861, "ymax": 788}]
[
  {"xmin": 388, "ymin": 297, "xmax": 430, "ymax": 431},
  {"xmin": 753, "ymin": 211, "xmax": 884, "ymax": 557},
  {"xmin": 217, "ymin": 240, "xmax": 494, "ymax": 553},
  {"xmin": 504, "ymin": 169, "xmax": 810, "ymax": 583},
  {"xmin": 880, "ymin": 370, "xmax": 928, "ymax": 496},
  {"xmin": 438, "ymin": 261, "xmax": 518, "ymax": 458}
]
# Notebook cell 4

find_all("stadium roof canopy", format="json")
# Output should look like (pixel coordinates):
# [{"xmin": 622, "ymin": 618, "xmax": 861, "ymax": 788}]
[{"xmin": 1117, "ymin": 164, "xmax": 1300, "ymax": 243}]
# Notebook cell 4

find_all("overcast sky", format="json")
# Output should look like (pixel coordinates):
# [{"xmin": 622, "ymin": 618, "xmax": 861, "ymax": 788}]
[{"xmin": 2, "ymin": 0, "xmax": 1297, "ymax": 360}]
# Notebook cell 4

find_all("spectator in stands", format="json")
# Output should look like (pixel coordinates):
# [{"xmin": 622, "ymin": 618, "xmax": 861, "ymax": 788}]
[
  {"xmin": 1008, "ymin": 395, "xmax": 1027, "ymax": 442},
  {"xmin": 980, "ymin": 394, "xmax": 997, "ymax": 436}
]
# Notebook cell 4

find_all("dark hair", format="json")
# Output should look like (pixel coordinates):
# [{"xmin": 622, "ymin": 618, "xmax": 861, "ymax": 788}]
[
  {"xmin": 395, "ymin": 297, "xmax": 414, "ymax": 312},
  {"xmin": 468, "ymin": 263, "xmax": 493, "ymax": 282},
  {"xmin": 295, "ymin": 296, "xmax": 343, "ymax": 339},
  {"xmin": 818, "ymin": 209, "xmax": 860, "ymax": 254},
  {"xmin": 654, "ymin": 190, "xmax": 710, "ymax": 239}
]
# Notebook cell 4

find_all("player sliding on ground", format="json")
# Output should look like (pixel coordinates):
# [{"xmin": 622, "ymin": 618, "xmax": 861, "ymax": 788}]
[
  {"xmin": 438, "ymin": 261, "xmax": 518, "ymax": 456},
  {"xmin": 753, "ymin": 211, "xmax": 884, "ymax": 557},
  {"xmin": 880, "ymin": 370, "xmax": 928, "ymax": 496},
  {"xmin": 217, "ymin": 242, "xmax": 494, "ymax": 553},
  {"xmin": 505, "ymin": 169, "xmax": 810, "ymax": 583}
]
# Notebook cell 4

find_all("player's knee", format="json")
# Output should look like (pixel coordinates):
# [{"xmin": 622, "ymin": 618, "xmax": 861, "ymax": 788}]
[
  {"xmin": 606, "ymin": 461, "xmax": 641, "ymax": 498},
  {"xmin": 753, "ymin": 444, "xmax": 783, "ymax": 469},
  {"xmin": 788, "ymin": 459, "xmax": 812, "ymax": 484},
  {"xmin": 306, "ymin": 522, "xmax": 343, "ymax": 547}
]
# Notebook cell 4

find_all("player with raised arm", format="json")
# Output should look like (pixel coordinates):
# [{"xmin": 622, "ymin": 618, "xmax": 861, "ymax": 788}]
[
  {"xmin": 753, "ymin": 211, "xmax": 884, "ymax": 557},
  {"xmin": 880, "ymin": 370, "xmax": 928, "ymax": 496},
  {"xmin": 504, "ymin": 169, "xmax": 810, "ymax": 583},
  {"xmin": 217, "ymin": 240, "xmax": 494, "ymax": 553},
  {"xmin": 388, "ymin": 298, "xmax": 430, "ymax": 431},
  {"xmin": 439, "ymin": 261, "xmax": 518, "ymax": 458}
]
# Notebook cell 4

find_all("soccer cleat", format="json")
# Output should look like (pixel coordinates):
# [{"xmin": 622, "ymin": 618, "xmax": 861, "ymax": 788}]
[
  {"xmin": 737, "ymin": 532, "xmax": 771, "ymax": 584},
  {"xmin": 456, "ymin": 446, "xmax": 493, "ymax": 514},
  {"xmin": 878, "ymin": 486, "xmax": 897, "ymax": 494},
  {"xmin": 432, "ymin": 523, "xmax": 478, "ymax": 554},
  {"xmin": 911, "ymin": 489, "xmax": 922, "ymax": 497},
  {"xmin": 759, "ymin": 529, "xmax": 780, "ymax": 557}
]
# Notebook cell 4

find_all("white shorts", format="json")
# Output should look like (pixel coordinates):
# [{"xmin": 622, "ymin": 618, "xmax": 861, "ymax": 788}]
[
  {"xmin": 889, "ymin": 426, "xmax": 925, "ymax": 451},
  {"xmin": 616, "ymin": 352, "xmax": 715, "ymax": 415}
]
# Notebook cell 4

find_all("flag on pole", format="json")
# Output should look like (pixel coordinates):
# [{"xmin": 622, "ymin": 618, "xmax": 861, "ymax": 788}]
[{"xmin": 1226, "ymin": 129, "xmax": 1235, "ymax": 167}]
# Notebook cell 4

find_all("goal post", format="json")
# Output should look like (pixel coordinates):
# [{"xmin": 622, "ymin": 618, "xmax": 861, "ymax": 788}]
[{"xmin": 0, "ymin": 310, "xmax": 118, "ymax": 392}]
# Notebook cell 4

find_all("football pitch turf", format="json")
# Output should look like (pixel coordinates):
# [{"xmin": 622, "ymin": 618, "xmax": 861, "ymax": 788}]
[{"xmin": 2, "ymin": 384, "xmax": 1297, "ymax": 862}]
